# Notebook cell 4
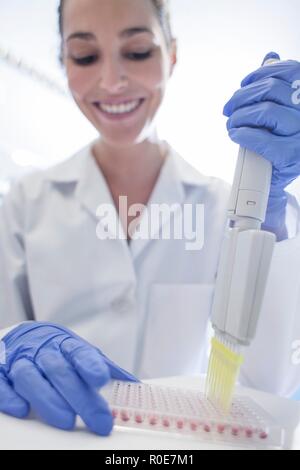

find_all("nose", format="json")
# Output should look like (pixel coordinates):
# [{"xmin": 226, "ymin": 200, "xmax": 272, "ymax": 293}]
[{"xmin": 97, "ymin": 56, "xmax": 128, "ymax": 93}]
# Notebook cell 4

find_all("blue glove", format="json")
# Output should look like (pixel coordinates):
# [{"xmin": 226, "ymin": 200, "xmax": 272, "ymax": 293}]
[
  {"xmin": 224, "ymin": 52, "xmax": 300, "ymax": 240},
  {"xmin": 0, "ymin": 322, "xmax": 138, "ymax": 435}
]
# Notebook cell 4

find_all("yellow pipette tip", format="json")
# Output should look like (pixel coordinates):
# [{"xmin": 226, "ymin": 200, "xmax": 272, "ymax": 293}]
[{"xmin": 205, "ymin": 335, "xmax": 244, "ymax": 414}]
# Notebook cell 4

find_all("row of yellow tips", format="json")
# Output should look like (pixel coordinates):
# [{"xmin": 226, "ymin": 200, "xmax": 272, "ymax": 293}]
[{"xmin": 205, "ymin": 334, "xmax": 244, "ymax": 414}]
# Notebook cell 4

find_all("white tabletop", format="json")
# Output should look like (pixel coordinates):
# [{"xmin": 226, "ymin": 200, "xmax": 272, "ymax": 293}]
[{"xmin": 1, "ymin": 375, "xmax": 300, "ymax": 450}]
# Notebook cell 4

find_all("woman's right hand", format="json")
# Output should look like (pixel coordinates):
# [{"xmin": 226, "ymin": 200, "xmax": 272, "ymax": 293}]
[{"xmin": 0, "ymin": 322, "xmax": 138, "ymax": 435}]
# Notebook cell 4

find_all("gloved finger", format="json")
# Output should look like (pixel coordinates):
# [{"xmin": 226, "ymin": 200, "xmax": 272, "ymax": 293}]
[
  {"xmin": 241, "ymin": 60, "xmax": 300, "ymax": 87},
  {"xmin": 228, "ymin": 126, "xmax": 276, "ymax": 163},
  {"xmin": 36, "ymin": 350, "xmax": 113, "ymax": 436},
  {"xmin": 60, "ymin": 338, "xmax": 110, "ymax": 388},
  {"xmin": 227, "ymin": 126, "xmax": 300, "ymax": 170},
  {"xmin": 261, "ymin": 52, "xmax": 281, "ymax": 66},
  {"xmin": 60, "ymin": 330, "xmax": 139, "ymax": 383},
  {"xmin": 223, "ymin": 78, "xmax": 300, "ymax": 117},
  {"xmin": 0, "ymin": 371, "xmax": 29, "ymax": 418},
  {"xmin": 226, "ymin": 102, "xmax": 300, "ymax": 136},
  {"xmin": 102, "ymin": 353, "xmax": 140, "ymax": 382},
  {"xmin": 9, "ymin": 359, "xmax": 76, "ymax": 430}
]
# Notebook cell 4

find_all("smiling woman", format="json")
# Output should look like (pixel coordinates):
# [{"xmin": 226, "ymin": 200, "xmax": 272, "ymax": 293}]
[
  {"xmin": 57, "ymin": 0, "xmax": 177, "ymax": 151},
  {"xmin": 55, "ymin": 0, "xmax": 178, "ymax": 233}
]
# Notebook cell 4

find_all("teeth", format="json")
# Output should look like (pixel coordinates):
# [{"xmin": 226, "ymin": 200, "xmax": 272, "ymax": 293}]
[{"xmin": 98, "ymin": 99, "xmax": 141, "ymax": 114}]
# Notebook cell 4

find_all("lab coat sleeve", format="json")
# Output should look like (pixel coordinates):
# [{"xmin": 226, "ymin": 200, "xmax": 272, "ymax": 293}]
[
  {"xmin": 0, "ymin": 182, "xmax": 35, "ymax": 332},
  {"xmin": 240, "ymin": 187, "xmax": 300, "ymax": 397}
]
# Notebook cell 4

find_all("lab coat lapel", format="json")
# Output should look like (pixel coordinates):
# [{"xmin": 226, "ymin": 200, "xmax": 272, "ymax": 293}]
[
  {"xmin": 74, "ymin": 145, "xmax": 127, "ymax": 241},
  {"xmin": 130, "ymin": 146, "xmax": 186, "ymax": 260},
  {"xmin": 73, "ymin": 145, "xmax": 138, "ymax": 281}
]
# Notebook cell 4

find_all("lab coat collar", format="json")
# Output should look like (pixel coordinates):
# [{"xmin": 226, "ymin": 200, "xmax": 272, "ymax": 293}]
[
  {"xmin": 47, "ymin": 140, "xmax": 208, "ymax": 260},
  {"xmin": 47, "ymin": 142, "xmax": 119, "ymax": 224},
  {"xmin": 46, "ymin": 140, "xmax": 208, "ymax": 188},
  {"xmin": 46, "ymin": 144, "xmax": 92, "ymax": 183}
]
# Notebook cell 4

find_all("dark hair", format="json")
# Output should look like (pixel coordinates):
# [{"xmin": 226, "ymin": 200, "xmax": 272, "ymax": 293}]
[{"xmin": 58, "ymin": 0, "xmax": 174, "ymax": 63}]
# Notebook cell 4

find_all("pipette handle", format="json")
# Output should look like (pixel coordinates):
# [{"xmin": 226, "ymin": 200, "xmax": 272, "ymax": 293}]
[{"xmin": 211, "ymin": 57, "xmax": 280, "ymax": 345}]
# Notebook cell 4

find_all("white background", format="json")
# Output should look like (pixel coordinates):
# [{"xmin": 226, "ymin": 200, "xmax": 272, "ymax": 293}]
[{"xmin": 0, "ymin": 0, "xmax": 299, "ymax": 185}]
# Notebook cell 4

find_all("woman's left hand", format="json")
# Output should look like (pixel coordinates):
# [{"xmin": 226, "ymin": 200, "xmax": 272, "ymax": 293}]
[{"xmin": 224, "ymin": 52, "xmax": 300, "ymax": 195}]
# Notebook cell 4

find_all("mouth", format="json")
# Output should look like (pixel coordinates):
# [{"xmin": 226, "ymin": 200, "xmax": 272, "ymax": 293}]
[{"xmin": 92, "ymin": 98, "xmax": 145, "ymax": 122}]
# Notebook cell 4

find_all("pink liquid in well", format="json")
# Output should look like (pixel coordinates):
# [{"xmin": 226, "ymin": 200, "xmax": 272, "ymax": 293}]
[
  {"xmin": 217, "ymin": 424, "xmax": 226, "ymax": 434},
  {"xmin": 190, "ymin": 422, "xmax": 198, "ymax": 432},
  {"xmin": 149, "ymin": 416, "xmax": 157, "ymax": 426},
  {"xmin": 204, "ymin": 424, "xmax": 211, "ymax": 433},
  {"xmin": 163, "ymin": 418, "xmax": 170, "ymax": 428},
  {"xmin": 135, "ymin": 414, "xmax": 143, "ymax": 424},
  {"xmin": 121, "ymin": 411, "xmax": 130, "ymax": 422},
  {"xmin": 176, "ymin": 420, "xmax": 184, "ymax": 430}
]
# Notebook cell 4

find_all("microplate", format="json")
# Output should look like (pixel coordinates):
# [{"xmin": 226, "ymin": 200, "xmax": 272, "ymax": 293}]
[{"xmin": 102, "ymin": 381, "xmax": 285, "ymax": 449}]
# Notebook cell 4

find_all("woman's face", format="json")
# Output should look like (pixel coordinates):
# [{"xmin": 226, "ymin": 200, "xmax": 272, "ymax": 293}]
[{"xmin": 62, "ymin": 0, "xmax": 177, "ymax": 147}]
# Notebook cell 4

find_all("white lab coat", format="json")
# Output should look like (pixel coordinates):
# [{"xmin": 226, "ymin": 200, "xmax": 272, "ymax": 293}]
[{"xmin": 1, "ymin": 140, "xmax": 300, "ymax": 397}]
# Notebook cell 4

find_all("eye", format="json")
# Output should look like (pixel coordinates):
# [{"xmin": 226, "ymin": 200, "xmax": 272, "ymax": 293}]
[
  {"xmin": 127, "ymin": 51, "xmax": 153, "ymax": 61},
  {"xmin": 72, "ymin": 55, "xmax": 98, "ymax": 66}
]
